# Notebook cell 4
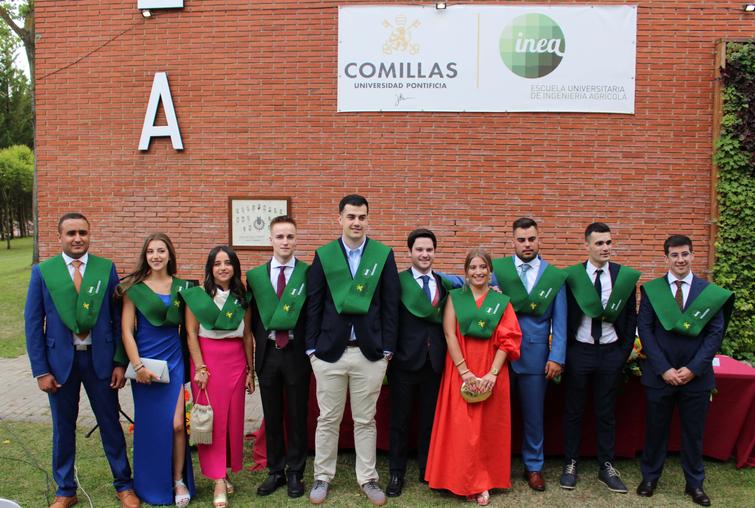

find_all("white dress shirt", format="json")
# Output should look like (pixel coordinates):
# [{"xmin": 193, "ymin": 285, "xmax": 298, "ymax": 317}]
[
  {"xmin": 411, "ymin": 266, "xmax": 437, "ymax": 302},
  {"xmin": 62, "ymin": 251, "xmax": 91, "ymax": 345},
  {"xmin": 667, "ymin": 271, "xmax": 694, "ymax": 308},
  {"xmin": 576, "ymin": 261, "xmax": 618, "ymax": 345},
  {"xmin": 514, "ymin": 255, "xmax": 541, "ymax": 293},
  {"xmin": 342, "ymin": 237, "xmax": 366, "ymax": 342},
  {"xmin": 268, "ymin": 256, "xmax": 296, "ymax": 340}
]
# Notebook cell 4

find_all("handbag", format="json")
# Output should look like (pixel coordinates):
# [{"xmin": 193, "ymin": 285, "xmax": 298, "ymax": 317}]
[
  {"xmin": 125, "ymin": 358, "xmax": 170, "ymax": 383},
  {"xmin": 189, "ymin": 388, "xmax": 213, "ymax": 445},
  {"xmin": 460, "ymin": 378, "xmax": 492, "ymax": 403}
]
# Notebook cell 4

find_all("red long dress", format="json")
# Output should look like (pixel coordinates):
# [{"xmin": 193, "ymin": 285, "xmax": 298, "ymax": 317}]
[{"xmin": 425, "ymin": 296, "xmax": 522, "ymax": 496}]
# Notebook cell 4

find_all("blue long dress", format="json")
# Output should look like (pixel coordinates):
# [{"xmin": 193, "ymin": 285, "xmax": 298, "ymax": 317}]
[{"xmin": 131, "ymin": 293, "xmax": 196, "ymax": 505}]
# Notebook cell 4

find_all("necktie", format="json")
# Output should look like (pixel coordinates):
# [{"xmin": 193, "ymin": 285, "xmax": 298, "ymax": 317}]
[
  {"xmin": 591, "ymin": 269, "xmax": 603, "ymax": 342},
  {"xmin": 519, "ymin": 263, "xmax": 531, "ymax": 291},
  {"xmin": 420, "ymin": 275, "xmax": 432, "ymax": 302},
  {"xmin": 71, "ymin": 260, "xmax": 83, "ymax": 293},
  {"xmin": 674, "ymin": 280, "xmax": 685, "ymax": 311},
  {"xmin": 275, "ymin": 266, "xmax": 289, "ymax": 349}
]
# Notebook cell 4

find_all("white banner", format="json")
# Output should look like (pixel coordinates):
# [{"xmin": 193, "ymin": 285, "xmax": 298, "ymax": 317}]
[{"xmin": 338, "ymin": 5, "xmax": 636, "ymax": 113}]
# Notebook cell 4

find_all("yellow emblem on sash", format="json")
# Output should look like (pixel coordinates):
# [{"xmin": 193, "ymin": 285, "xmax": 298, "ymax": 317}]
[
  {"xmin": 226, "ymin": 312, "xmax": 233, "ymax": 319},
  {"xmin": 356, "ymin": 284, "xmax": 365, "ymax": 292},
  {"xmin": 82, "ymin": 302, "xmax": 90, "ymax": 310},
  {"xmin": 530, "ymin": 302, "xmax": 538, "ymax": 310},
  {"xmin": 684, "ymin": 322, "xmax": 691, "ymax": 329},
  {"xmin": 173, "ymin": 300, "xmax": 181, "ymax": 308},
  {"xmin": 478, "ymin": 320, "xmax": 486, "ymax": 328},
  {"xmin": 283, "ymin": 304, "xmax": 290, "ymax": 312}
]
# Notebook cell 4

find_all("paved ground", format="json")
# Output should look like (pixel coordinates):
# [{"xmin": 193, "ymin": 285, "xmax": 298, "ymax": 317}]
[{"xmin": 0, "ymin": 354, "xmax": 263, "ymax": 433}]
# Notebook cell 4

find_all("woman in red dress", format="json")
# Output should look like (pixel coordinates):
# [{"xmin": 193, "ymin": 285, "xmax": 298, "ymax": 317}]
[{"xmin": 425, "ymin": 248, "xmax": 522, "ymax": 505}]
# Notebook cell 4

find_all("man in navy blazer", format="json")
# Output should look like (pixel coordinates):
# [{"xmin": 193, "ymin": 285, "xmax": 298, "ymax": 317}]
[
  {"xmin": 24, "ymin": 213, "xmax": 138, "ymax": 508},
  {"xmin": 507, "ymin": 218, "xmax": 567, "ymax": 491},
  {"xmin": 305, "ymin": 195, "xmax": 400, "ymax": 506},
  {"xmin": 636, "ymin": 235, "xmax": 727, "ymax": 507}
]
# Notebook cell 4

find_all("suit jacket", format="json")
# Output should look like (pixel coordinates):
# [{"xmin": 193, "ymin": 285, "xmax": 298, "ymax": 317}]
[
  {"xmin": 24, "ymin": 259, "xmax": 122, "ymax": 384},
  {"xmin": 393, "ymin": 269, "xmax": 447, "ymax": 374},
  {"xmin": 509, "ymin": 257, "xmax": 568, "ymax": 375},
  {"xmin": 305, "ymin": 237, "xmax": 400, "ymax": 363},
  {"xmin": 566, "ymin": 261, "xmax": 638, "ymax": 358},
  {"xmin": 638, "ymin": 275, "xmax": 725, "ymax": 392},
  {"xmin": 249, "ymin": 259, "xmax": 309, "ymax": 376}
]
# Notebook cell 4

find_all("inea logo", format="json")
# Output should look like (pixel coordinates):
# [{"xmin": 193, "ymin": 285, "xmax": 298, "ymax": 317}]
[{"xmin": 500, "ymin": 13, "xmax": 565, "ymax": 79}]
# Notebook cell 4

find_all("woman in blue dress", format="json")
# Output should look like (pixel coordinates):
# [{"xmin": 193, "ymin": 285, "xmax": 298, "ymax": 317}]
[{"xmin": 120, "ymin": 233, "xmax": 195, "ymax": 507}]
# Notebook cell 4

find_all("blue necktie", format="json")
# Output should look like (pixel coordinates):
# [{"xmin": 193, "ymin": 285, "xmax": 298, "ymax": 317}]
[
  {"xmin": 519, "ymin": 263, "xmax": 531, "ymax": 291},
  {"xmin": 420, "ymin": 275, "xmax": 432, "ymax": 302}
]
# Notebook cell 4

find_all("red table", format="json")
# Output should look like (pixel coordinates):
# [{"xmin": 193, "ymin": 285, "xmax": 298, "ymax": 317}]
[{"xmin": 251, "ymin": 355, "xmax": 755, "ymax": 469}]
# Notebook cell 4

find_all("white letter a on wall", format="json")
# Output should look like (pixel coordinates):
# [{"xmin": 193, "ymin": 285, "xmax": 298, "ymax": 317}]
[{"xmin": 139, "ymin": 72, "xmax": 183, "ymax": 151}]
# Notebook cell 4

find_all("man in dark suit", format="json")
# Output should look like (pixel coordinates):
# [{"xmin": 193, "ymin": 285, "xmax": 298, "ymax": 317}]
[
  {"xmin": 247, "ymin": 215, "xmax": 310, "ymax": 498},
  {"xmin": 305, "ymin": 194, "xmax": 400, "ymax": 506},
  {"xmin": 560, "ymin": 222, "xmax": 639, "ymax": 493},
  {"xmin": 386, "ymin": 229, "xmax": 448, "ymax": 497},
  {"xmin": 24, "ymin": 213, "xmax": 139, "ymax": 508},
  {"xmin": 636, "ymin": 235, "xmax": 733, "ymax": 506}
]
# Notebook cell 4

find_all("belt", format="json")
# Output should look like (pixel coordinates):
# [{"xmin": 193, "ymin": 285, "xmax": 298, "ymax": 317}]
[
  {"xmin": 346, "ymin": 342, "xmax": 359, "ymax": 348},
  {"xmin": 74, "ymin": 344, "xmax": 91, "ymax": 351}
]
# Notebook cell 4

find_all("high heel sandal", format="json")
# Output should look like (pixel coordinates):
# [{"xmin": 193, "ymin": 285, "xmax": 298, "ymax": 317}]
[
  {"xmin": 174, "ymin": 479, "xmax": 190, "ymax": 508},
  {"xmin": 213, "ymin": 480, "xmax": 228, "ymax": 508},
  {"xmin": 476, "ymin": 490, "xmax": 490, "ymax": 506},
  {"xmin": 224, "ymin": 478, "xmax": 234, "ymax": 495}
]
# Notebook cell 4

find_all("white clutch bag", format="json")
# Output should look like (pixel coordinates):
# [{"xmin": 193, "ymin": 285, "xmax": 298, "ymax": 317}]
[{"xmin": 125, "ymin": 358, "xmax": 170, "ymax": 383}]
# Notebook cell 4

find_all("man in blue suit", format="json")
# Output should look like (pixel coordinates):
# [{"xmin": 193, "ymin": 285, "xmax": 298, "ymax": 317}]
[
  {"xmin": 25, "ymin": 213, "xmax": 139, "ymax": 508},
  {"xmin": 636, "ymin": 235, "xmax": 732, "ymax": 507},
  {"xmin": 499, "ymin": 218, "xmax": 567, "ymax": 491}
]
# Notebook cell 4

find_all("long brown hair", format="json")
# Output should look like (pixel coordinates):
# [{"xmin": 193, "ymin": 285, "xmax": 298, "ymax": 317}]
[
  {"xmin": 117, "ymin": 233, "xmax": 178, "ymax": 296},
  {"xmin": 462, "ymin": 247, "xmax": 493, "ymax": 290}
]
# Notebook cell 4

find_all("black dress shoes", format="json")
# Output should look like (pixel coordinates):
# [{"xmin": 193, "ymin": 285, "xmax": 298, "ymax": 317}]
[
  {"xmin": 287, "ymin": 471, "xmax": 305, "ymax": 498},
  {"xmin": 386, "ymin": 472, "xmax": 404, "ymax": 497},
  {"xmin": 685, "ymin": 486, "xmax": 711, "ymax": 506},
  {"xmin": 636, "ymin": 479, "xmax": 657, "ymax": 497},
  {"xmin": 257, "ymin": 472, "xmax": 286, "ymax": 496}
]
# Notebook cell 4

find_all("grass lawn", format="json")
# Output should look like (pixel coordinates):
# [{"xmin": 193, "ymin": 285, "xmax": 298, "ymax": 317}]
[
  {"xmin": 0, "ymin": 237, "xmax": 32, "ymax": 358},
  {"xmin": 0, "ymin": 420, "xmax": 753, "ymax": 507}
]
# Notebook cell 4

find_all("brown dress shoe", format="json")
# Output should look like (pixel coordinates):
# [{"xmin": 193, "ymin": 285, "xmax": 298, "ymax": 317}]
[
  {"xmin": 524, "ymin": 471, "xmax": 546, "ymax": 491},
  {"xmin": 115, "ymin": 489, "xmax": 141, "ymax": 508},
  {"xmin": 50, "ymin": 496, "xmax": 78, "ymax": 508}
]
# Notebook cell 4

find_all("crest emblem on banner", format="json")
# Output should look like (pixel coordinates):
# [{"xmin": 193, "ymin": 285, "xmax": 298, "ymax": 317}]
[{"xmin": 382, "ymin": 15, "xmax": 420, "ymax": 55}]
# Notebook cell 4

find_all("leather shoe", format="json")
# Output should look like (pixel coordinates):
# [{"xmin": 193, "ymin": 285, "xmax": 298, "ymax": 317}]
[
  {"xmin": 636, "ymin": 479, "xmax": 657, "ymax": 497},
  {"xmin": 523, "ymin": 470, "xmax": 545, "ymax": 491},
  {"xmin": 257, "ymin": 472, "xmax": 286, "ymax": 496},
  {"xmin": 115, "ymin": 489, "xmax": 140, "ymax": 508},
  {"xmin": 287, "ymin": 471, "xmax": 305, "ymax": 498},
  {"xmin": 50, "ymin": 496, "xmax": 78, "ymax": 508},
  {"xmin": 386, "ymin": 472, "xmax": 404, "ymax": 497},
  {"xmin": 685, "ymin": 486, "xmax": 711, "ymax": 506}
]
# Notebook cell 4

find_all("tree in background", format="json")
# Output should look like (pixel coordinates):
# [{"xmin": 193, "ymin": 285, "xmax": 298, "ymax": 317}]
[
  {"xmin": 0, "ymin": 21, "xmax": 32, "ymax": 148},
  {"xmin": 0, "ymin": 144, "xmax": 33, "ymax": 247}
]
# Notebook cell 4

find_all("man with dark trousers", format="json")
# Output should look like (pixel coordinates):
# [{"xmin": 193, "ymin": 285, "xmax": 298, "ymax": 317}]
[
  {"xmin": 560, "ymin": 222, "xmax": 639, "ymax": 493},
  {"xmin": 636, "ymin": 235, "xmax": 733, "ymax": 506},
  {"xmin": 247, "ymin": 215, "xmax": 310, "ymax": 498},
  {"xmin": 386, "ymin": 229, "xmax": 449, "ymax": 497},
  {"xmin": 306, "ymin": 194, "xmax": 400, "ymax": 506},
  {"xmin": 24, "ymin": 213, "xmax": 139, "ymax": 508}
]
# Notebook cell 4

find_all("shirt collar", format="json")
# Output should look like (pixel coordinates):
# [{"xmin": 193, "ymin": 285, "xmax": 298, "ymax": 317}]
[
  {"xmin": 411, "ymin": 266, "xmax": 432, "ymax": 279},
  {"xmin": 271, "ymin": 256, "xmax": 296, "ymax": 270},
  {"xmin": 586, "ymin": 260, "xmax": 608, "ymax": 275},
  {"xmin": 667, "ymin": 271, "xmax": 694, "ymax": 286},
  {"xmin": 514, "ymin": 255, "xmax": 540, "ymax": 271},
  {"xmin": 62, "ymin": 252, "xmax": 88, "ymax": 266},
  {"xmin": 341, "ymin": 236, "xmax": 367, "ymax": 256}
]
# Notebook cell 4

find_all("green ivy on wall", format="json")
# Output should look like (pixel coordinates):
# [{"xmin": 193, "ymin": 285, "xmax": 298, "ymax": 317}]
[{"xmin": 713, "ymin": 41, "xmax": 755, "ymax": 362}]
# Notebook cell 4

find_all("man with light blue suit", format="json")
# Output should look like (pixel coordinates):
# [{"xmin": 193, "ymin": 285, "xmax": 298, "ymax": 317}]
[
  {"xmin": 25, "ymin": 213, "xmax": 139, "ymax": 508},
  {"xmin": 491, "ymin": 218, "xmax": 567, "ymax": 491}
]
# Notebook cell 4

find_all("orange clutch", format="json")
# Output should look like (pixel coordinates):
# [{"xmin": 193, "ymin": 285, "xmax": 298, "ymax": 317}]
[{"xmin": 460, "ymin": 379, "xmax": 492, "ymax": 403}]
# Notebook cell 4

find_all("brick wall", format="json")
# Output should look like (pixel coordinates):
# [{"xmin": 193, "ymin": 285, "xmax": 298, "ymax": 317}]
[{"xmin": 34, "ymin": 1, "xmax": 755, "ymax": 280}]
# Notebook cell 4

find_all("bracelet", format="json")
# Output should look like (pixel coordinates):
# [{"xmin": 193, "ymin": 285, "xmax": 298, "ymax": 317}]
[
  {"xmin": 490, "ymin": 367, "xmax": 500, "ymax": 376},
  {"xmin": 454, "ymin": 358, "xmax": 466, "ymax": 367},
  {"xmin": 133, "ymin": 363, "xmax": 144, "ymax": 372},
  {"xmin": 459, "ymin": 368, "xmax": 470, "ymax": 376}
]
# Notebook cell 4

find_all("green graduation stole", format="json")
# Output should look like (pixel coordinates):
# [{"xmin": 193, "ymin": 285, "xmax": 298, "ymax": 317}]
[
  {"xmin": 565, "ymin": 263, "xmax": 641, "ymax": 323},
  {"xmin": 246, "ymin": 261, "xmax": 309, "ymax": 331},
  {"xmin": 399, "ymin": 270, "xmax": 452, "ymax": 324},
  {"xmin": 450, "ymin": 288, "xmax": 511, "ymax": 339},
  {"xmin": 317, "ymin": 238, "xmax": 391, "ymax": 315},
  {"xmin": 642, "ymin": 277, "xmax": 734, "ymax": 337},
  {"xmin": 126, "ymin": 278, "xmax": 194, "ymax": 327},
  {"xmin": 179, "ymin": 286, "xmax": 245, "ymax": 331},
  {"xmin": 491, "ymin": 257, "xmax": 567, "ymax": 316},
  {"xmin": 38, "ymin": 254, "xmax": 113, "ymax": 335}
]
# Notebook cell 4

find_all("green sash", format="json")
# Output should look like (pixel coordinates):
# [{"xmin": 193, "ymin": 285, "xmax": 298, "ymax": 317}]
[
  {"xmin": 643, "ymin": 277, "xmax": 734, "ymax": 337},
  {"xmin": 126, "ymin": 278, "xmax": 194, "ymax": 327},
  {"xmin": 246, "ymin": 261, "xmax": 309, "ymax": 331},
  {"xmin": 491, "ymin": 257, "xmax": 567, "ymax": 316},
  {"xmin": 565, "ymin": 263, "xmax": 641, "ymax": 322},
  {"xmin": 180, "ymin": 286, "xmax": 245, "ymax": 331},
  {"xmin": 399, "ymin": 270, "xmax": 452, "ymax": 324},
  {"xmin": 317, "ymin": 239, "xmax": 391, "ymax": 315},
  {"xmin": 38, "ymin": 254, "xmax": 113, "ymax": 335},
  {"xmin": 450, "ymin": 288, "xmax": 511, "ymax": 339}
]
